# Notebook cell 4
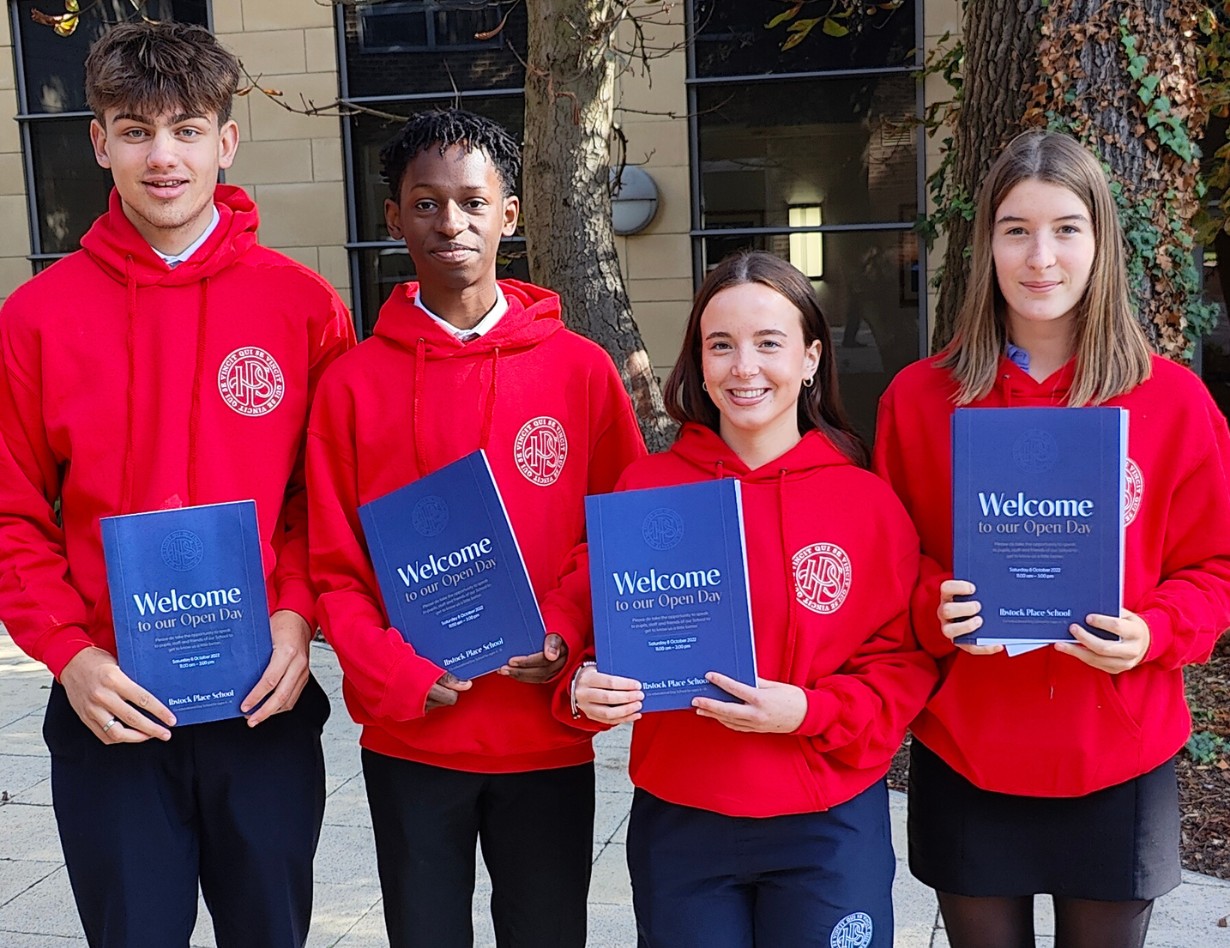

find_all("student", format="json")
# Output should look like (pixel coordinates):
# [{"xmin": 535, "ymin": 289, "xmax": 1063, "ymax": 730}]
[
  {"xmin": 873, "ymin": 130, "xmax": 1230, "ymax": 948},
  {"xmin": 563, "ymin": 250, "xmax": 937, "ymax": 948},
  {"xmin": 306, "ymin": 107, "xmax": 646, "ymax": 948},
  {"xmin": 0, "ymin": 22, "xmax": 355, "ymax": 948}
]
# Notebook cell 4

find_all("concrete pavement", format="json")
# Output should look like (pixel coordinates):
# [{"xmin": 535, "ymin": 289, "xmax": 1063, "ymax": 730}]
[{"xmin": 2, "ymin": 629, "xmax": 1229, "ymax": 947}]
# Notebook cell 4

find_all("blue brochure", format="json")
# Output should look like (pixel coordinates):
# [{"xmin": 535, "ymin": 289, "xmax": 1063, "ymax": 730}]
[
  {"xmin": 586, "ymin": 479, "xmax": 757, "ymax": 712},
  {"xmin": 101, "ymin": 500, "xmax": 273, "ymax": 726},
  {"xmin": 952, "ymin": 407, "xmax": 1126, "ymax": 647},
  {"xmin": 358, "ymin": 450, "xmax": 544, "ymax": 678}
]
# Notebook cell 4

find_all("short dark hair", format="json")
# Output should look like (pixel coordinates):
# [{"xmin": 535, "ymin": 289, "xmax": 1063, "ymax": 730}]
[
  {"xmin": 379, "ymin": 108, "xmax": 521, "ymax": 201},
  {"xmin": 85, "ymin": 21, "xmax": 240, "ymax": 124},
  {"xmin": 663, "ymin": 250, "xmax": 869, "ymax": 467}
]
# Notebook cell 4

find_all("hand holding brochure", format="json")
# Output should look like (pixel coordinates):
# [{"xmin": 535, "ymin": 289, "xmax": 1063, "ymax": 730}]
[
  {"xmin": 586, "ymin": 479, "xmax": 757, "ymax": 712},
  {"xmin": 952, "ymin": 407, "xmax": 1126, "ymax": 647},
  {"xmin": 101, "ymin": 500, "xmax": 273, "ymax": 726},
  {"xmin": 358, "ymin": 450, "xmax": 544, "ymax": 678}
]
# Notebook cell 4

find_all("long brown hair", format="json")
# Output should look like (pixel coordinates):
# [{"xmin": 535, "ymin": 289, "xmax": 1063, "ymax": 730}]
[
  {"xmin": 663, "ymin": 251, "xmax": 868, "ymax": 467},
  {"xmin": 938, "ymin": 130, "xmax": 1151, "ymax": 405}
]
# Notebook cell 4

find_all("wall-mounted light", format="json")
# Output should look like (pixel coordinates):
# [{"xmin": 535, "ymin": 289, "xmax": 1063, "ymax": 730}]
[
  {"xmin": 611, "ymin": 165, "xmax": 660, "ymax": 236},
  {"xmin": 788, "ymin": 204, "xmax": 823, "ymax": 279}
]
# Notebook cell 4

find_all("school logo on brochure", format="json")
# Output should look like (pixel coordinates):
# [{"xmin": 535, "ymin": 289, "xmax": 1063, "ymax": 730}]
[
  {"xmin": 642, "ymin": 508, "xmax": 684, "ymax": 551},
  {"xmin": 514, "ymin": 416, "xmax": 568, "ymax": 486},
  {"xmin": 218, "ymin": 347, "xmax": 285, "ymax": 417},
  {"xmin": 792, "ymin": 543, "xmax": 852, "ymax": 615},
  {"xmin": 1012, "ymin": 427, "xmax": 1059, "ymax": 474},
  {"xmin": 412, "ymin": 495, "xmax": 450, "ymax": 537},
  {"xmin": 1123, "ymin": 457, "xmax": 1143, "ymax": 526},
  {"xmin": 160, "ymin": 529, "xmax": 204, "ymax": 571},
  {"xmin": 830, "ymin": 912, "xmax": 873, "ymax": 948}
]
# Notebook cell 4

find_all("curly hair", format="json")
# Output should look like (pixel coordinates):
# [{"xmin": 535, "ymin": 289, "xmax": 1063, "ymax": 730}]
[{"xmin": 379, "ymin": 107, "xmax": 521, "ymax": 201}]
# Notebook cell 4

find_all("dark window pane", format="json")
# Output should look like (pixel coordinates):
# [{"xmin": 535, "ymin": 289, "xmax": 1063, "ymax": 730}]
[
  {"xmin": 29, "ymin": 118, "xmax": 112, "ymax": 254},
  {"xmin": 349, "ymin": 95, "xmax": 524, "ymax": 243},
  {"xmin": 15, "ymin": 1, "xmax": 209, "ymax": 115},
  {"xmin": 699, "ymin": 229, "xmax": 920, "ymax": 441},
  {"xmin": 343, "ymin": 1, "xmax": 525, "ymax": 98},
  {"xmin": 353, "ymin": 240, "xmax": 529, "ymax": 337},
  {"xmin": 691, "ymin": 0, "xmax": 916, "ymax": 78},
  {"xmin": 696, "ymin": 75, "xmax": 917, "ymax": 229}
]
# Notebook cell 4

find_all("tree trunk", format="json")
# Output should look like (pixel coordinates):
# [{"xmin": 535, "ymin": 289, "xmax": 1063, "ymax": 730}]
[
  {"xmin": 522, "ymin": 0, "xmax": 677, "ymax": 452},
  {"xmin": 936, "ymin": 1, "xmax": 1208, "ymax": 358},
  {"xmin": 932, "ymin": 1, "xmax": 1044, "ymax": 350},
  {"xmin": 1026, "ymin": 0, "xmax": 1206, "ymax": 358}
]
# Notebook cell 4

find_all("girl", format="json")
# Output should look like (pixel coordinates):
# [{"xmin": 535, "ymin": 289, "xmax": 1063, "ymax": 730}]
[
  {"xmin": 563, "ymin": 251, "xmax": 936, "ymax": 947},
  {"xmin": 874, "ymin": 130, "xmax": 1230, "ymax": 948}
]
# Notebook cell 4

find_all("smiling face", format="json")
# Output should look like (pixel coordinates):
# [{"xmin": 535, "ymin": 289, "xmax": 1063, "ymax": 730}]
[
  {"xmin": 992, "ymin": 178, "xmax": 1096, "ymax": 345},
  {"xmin": 384, "ymin": 143, "xmax": 519, "ymax": 328},
  {"xmin": 90, "ymin": 106, "xmax": 237, "ymax": 255},
  {"xmin": 700, "ymin": 282, "xmax": 821, "ymax": 463}
]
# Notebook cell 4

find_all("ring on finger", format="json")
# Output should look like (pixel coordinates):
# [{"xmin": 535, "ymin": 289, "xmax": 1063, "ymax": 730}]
[{"xmin": 101, "ymin": 716, "xmax": 121, "ymax": 733}]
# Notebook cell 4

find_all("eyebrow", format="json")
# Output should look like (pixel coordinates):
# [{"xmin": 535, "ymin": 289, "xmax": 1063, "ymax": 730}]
[
  {"xmin": 996, "ymin": 213, "xmax": 1089, "ymax": 224},
  {"xmin": 703, "ymin": 329, "xmax": 789, "ymax": 340},
  {"xmin": 110, "ymin": 112, "xmax": 206, "ymax": 126}
]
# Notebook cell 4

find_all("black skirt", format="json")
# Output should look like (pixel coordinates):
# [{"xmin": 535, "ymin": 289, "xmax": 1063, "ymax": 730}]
[{"xmin": 907, "ymin": 740, "xmax": 1181, "ymax": 901}]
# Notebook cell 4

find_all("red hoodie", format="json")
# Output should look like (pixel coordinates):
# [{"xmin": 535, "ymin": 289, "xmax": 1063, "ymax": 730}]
[
  {"xmin": 307, "ymin": 279, "xmax": 646, "ymax": 773},
  {"xmin": 547, "ymin": 423, "xmax": 937, "ymax": 817},
  {"xmin": 874, "ymin": 354, "xmax": 1230, "ymax": 796},
  {"xmin": 0, "ymin": 185, "xmax": 355, "ymax": 678}
]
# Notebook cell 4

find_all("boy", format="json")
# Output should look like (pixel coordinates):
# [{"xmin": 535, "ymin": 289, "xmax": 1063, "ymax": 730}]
[
  {"xmin": 307, "ymin": 108, "xmax": 645, "ymax": 947},
  {"xmin": 0, "ymin": 22, "xmax": 355, "ymax": 947}
]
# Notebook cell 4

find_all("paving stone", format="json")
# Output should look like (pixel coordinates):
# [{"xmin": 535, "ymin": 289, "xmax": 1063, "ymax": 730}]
[
  {"xmin": 0, "ymin": 804, "xmax": 64, "ymax": 862},
  {"xmin": 0, "ymin": 866, "xmax": 83, "ymax": 938},
  {"xmin": 590, "ymin": 842, "xmax": 633, "ymax": 906},
  {"xmin": 594, "ymin": 789, "xmax": 632, "ymax": 845},
  {"xmin": 0, "ymin": 754, "xmax": 50, "ymax": 799},
  {"xmin": 0, "ymin": 859, "xmax": 60, "ymax": 908}
]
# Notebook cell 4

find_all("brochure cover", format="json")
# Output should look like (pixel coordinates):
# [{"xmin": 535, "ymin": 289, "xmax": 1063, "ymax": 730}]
[
  {"xmin": 586, "ymin": 479, "xmax": 757, "ymax": 712},
  {"xmin": 952, "ymin": 406, "xmax": 1127, "ymax": 646},
  {"xmin": 101, "ymin": 500, "xmax": 273, "ymax": 726},
  {"xmin": 358, "ymin": 449, "xmax": 544, "ymax": 678}
]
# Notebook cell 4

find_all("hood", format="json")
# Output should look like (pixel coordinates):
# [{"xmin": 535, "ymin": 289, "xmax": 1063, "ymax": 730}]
[
  {"xmin": 990, "ymin": 353, "xmax": 1076, "ymax": 406},
  {"xmin": 372, "ymin": 278, "xmax": 565, "ymax": 358},
  {"xmin": 80, "ymin": 184, "xmax": 258, "ymax": 287},
  {"xmin": 670, "ymin": 422, "xmax": 856, "ymax": 483}
]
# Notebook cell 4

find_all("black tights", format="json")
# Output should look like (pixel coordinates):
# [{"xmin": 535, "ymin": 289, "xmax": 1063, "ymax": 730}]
[{"xmin": 938, "ymin": 891, "xmax": 1154, "ymax": 948}]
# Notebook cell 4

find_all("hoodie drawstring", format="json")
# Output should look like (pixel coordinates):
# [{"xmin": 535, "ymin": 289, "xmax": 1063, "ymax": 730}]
[
  {"xmin": 412, "ymin": 339, "xmax": 429, "ymax": 478},
  {"xmin": 186, "ymin": 278, "xmax": 209, "ymax": 505},
  {"xmin": 777, "ymin": 468, "xmax": 802, "ymax": 681},
  {"xmin": 478, "ymin": 347, "xmax": 500, "ymax": 451},
  {"xmin": 120, "ymin": 257, "xmax": 138, "ymax": 514}
]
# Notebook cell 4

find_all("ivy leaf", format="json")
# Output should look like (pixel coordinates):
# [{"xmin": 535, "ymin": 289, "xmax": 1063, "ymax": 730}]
[
  {"xmin": 766, "ymin": 1, "xmax": 804, "ymax": 30},
  {"xmin": 781, "ymin": 18, "xmax": 822, "ymax": 50},
  {"xmin": 53, "ymin": 13, "xmax": 76, "ymax": 35},
  {"xmin": 65, "ymin": 0, "xmax": 79, "ymax": 11},
  {"xmin": 1138, "ymin": 74, "xmax": 1160, "ymax": 103},
  {"xmin": 821, "ymin": 17, "xmax": 849, "ymax": 38}
]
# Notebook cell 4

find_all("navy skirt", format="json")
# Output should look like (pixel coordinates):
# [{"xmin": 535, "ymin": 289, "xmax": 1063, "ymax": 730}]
[{"xmin": 907, "ymin": 740, "xmax": 1181, "ymax": 901}]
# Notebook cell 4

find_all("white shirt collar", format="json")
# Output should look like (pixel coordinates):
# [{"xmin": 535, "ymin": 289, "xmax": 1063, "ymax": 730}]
[
  {"xmin": 153, "ymin": 205, "xmax": 221, "ymax": 268},
  {"xmin": 414, "ymin": 284, "xmax": 508, "ymax": 340}
]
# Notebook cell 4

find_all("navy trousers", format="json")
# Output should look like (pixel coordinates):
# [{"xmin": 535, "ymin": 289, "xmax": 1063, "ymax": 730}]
[
  {"xmin": 44, "ymin": 677, "xmax": 329, "ymax": 948},
  {"xmin": 362, "ymin": 751, "xmax": 594, "ymax": 948},
  {"xmin": 626, "ymin": 781, "xmax": 895, "ymax": 948}
]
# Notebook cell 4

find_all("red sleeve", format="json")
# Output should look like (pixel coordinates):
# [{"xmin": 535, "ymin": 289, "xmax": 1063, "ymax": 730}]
[
  {"xmin": 793, "ymin": 534, "xmax": 938, "ymax": 770},
  {"xmin": 0, "ymin": 305, "xmax": 95, "ymax": 677},
  {"xmin": 306, "ymin": 380, "xmax": 444, "ymax": 721},
  {"xmin": 871, "ymin": 387, "xmax": 957, "ymax": 660},
  {"xmin": 271, "ymin": 287, "xmax": 357, "ymax": 627},
  {"xmin": 1138, "ymin": 414, "xmax": 1230, "ymax": 670}
]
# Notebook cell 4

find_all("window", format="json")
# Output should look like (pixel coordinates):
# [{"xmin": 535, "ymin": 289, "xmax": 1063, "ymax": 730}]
[
  {"xmin": 338, "ymin": 2, "xmax": 527, "ymax": 336},
  {"xmin": 686, "ymin": 0, "xmax": 925, "ymax": 441},
  {"xmin": 9, "ymin": 0, "xmax": 210, "ymax": 268}
]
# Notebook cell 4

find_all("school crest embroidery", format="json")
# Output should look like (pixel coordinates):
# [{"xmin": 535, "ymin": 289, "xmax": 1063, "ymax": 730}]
[
  {"xmin": 514, "ymin": 416, "xmax": 568, "ymax": 486},
  {"xmin": 1123, "ymin": 457, "xmax": 1143, "ymax": 526},
  {"xmin": 792, "ymin": 542, "xmax": 852, "ymax": 615},
  {"xmin": 218, "ymin": 347, "xmax": 285, "ymax": 417},
  {"xmin": 830, "ymin": 912, "xmax": 873, "ymax": 948}
]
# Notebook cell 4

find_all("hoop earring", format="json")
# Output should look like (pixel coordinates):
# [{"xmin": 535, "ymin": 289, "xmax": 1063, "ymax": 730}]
[
  {"xmin": 702, "ymin": 381, "xmax": 709, "ymax": 392},
  {"xmin": 803, "ymin": 376, "xmax": 815, "ymax": 388}
]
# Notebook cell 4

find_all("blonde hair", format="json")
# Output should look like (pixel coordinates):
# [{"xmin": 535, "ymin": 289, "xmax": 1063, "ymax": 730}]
[{"xmin": 938, "ymin": 130, "xmax": 1151, "ymax": 405}]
